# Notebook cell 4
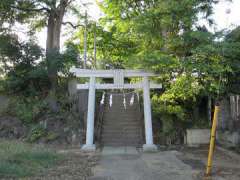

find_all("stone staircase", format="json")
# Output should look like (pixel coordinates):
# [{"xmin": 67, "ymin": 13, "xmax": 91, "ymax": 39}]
[{"xmin": 101, "ymin": 93, "xmax": 143, "ymax": 147}]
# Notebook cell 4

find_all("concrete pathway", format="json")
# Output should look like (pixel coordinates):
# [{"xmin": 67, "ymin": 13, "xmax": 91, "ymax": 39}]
[{"xmin": 89, "ymin": 147, "xmax": 197, "ymax": 180}]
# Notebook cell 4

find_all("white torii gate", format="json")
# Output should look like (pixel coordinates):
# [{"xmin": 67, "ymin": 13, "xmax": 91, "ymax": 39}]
[{"xmin": 70, "ymin": 67, "xmax": 162, "ymax": 151}]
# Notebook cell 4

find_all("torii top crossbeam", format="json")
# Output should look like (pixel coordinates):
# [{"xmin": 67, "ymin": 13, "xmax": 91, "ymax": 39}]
[
  {"xmin": 70, "ymin": 67, "xmax": 156, "ymax": 77},
  {"xmin": 70, "ymin": 67, "xmax": 162, "ymax": 152},
  {"xmin": 70, "ymin": 67, "xmax": 162, "ymax": 89}
]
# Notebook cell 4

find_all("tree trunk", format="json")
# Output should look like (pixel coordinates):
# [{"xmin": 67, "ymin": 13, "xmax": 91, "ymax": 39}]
[
  {"xmin": 46, "ymin": 1, "xmax": 68, "ymax": 111},
  {"xmin": 46, "ymin": 13, "xmax": 63, "ymax": 90}
]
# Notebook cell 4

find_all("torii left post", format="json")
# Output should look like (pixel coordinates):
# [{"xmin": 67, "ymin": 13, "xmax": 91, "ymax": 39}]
[{"xmin": 83, "ymin": 76, "xmax": 96, "ymax": 150}]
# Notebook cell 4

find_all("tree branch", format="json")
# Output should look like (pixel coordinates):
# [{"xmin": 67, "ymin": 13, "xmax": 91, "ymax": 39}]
[
  {"xmin": 66, "ymin": 0, "xmax": 75, "ymax": 7},
  {"xmin": 10, "ymin": 5, "xmax": 50, "ymax": 13},
  {"xmin": 62, "ymin": 21, "xmax": 84, "ymax": 28},
  {"xmin": 57, "ymin": 0, "xmax": 73, "ymax": 10}
]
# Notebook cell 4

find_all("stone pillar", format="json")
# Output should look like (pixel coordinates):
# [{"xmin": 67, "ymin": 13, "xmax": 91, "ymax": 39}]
[
  {"xmin": 82, "ymin": 76, "xmax": 96, "ymax": 151},
  {"xmin": 142, "ymin": 77, "xmax": 157, "ymax": 152}
]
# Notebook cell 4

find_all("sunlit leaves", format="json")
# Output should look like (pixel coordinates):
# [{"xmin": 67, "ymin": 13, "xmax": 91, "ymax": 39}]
[{"xmin": 160, "ymin": 75, "xmax": 203, "ymax": 103}]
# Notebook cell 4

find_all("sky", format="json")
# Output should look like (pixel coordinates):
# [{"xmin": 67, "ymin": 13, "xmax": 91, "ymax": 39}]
[
  {"xmin": 206, "ymin": 0, "xmax": 240, "ymax": 31},
  {"xmin": 17, "ymin": 0, "xmax": 240, "ymax": 50}
]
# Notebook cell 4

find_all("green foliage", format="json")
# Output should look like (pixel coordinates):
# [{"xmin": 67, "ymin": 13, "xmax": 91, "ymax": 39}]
[
  {"xmin": 0, "ymin": 32, "xmax": 80, "ymax": 96},
  {"xmin": 0, "ymin": 140, "xmax": 61, "ymax": 178},
  {"xmin": 223, "ymin": 27, "xmax": 240, "ymax": 93},
  {"xmin": 71, "ymin": 10, "xmax": 233, "ymax": 127},
  {"xmin": 6, "ymin": 96, "xmax": 49, "ymax": 124},
  {"xmin": 0, "ymin": 0, "xmax": 80, "ymax": 108},
  {"xmin": 61, "ymin": 44, "xmax": 79, "ymax": 75},
  {"xmin": 66, "ymin": 23, "xmax": 137, "ymax": 69},
  {"xmin": 0, "ymin": 33, "xmax": 50, "ymax": 95},
  {"xmin": 27, "ymin": 124, "xmax": 47, "ymax": 142},
  {"xmin": 161, "ymin": 75, "xmax": 203, "ymax": 103},
  {"xmin": 0, "ymin": 0, "xmax": 36, "ymax": 27},
  {"xmin": 66, "ymin": 0, "xmax": 230, "ymax": 133},
  {"xmin": 45, "ymin": 132, "xmax": 59, "ymax": 141},
  {"xmin": 99, "ymin": 0, "xmax": 217, "ymax": 59},
  {"xmin": 0, "ymin": 0, "xmax": 60, "ymax": 29}
]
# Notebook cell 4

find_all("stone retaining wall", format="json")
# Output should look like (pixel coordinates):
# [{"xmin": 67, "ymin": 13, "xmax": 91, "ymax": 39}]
[
  {"xmin": 185, "ymin": 129, "xmax": 210, "ymax": 147},
  {"xmin": 217, "ymin": 95, "xmax": 240, "ymax": 147}
]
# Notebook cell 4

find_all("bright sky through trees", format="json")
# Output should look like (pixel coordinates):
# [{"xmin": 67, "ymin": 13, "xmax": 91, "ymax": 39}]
[
  {"xmin": 16, "ymin": 0, "xmax": 240, "ymax": 50},
  {"xmin": 207, "ymin": 0, "xmax": 240, "ymax": 31}
]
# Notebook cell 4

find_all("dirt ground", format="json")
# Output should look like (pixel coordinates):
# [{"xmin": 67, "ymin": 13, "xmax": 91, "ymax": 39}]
[
  {"xmin": 178, "ymin": 146, "xmax": 240, "ymax": 180},
  {"xmin": 89, "ymin": 146, "xmax": 240, "ymax": 180},
  {"xmin": 10, "ymin": 145, "xmax": 239, "ymax": 180},
  {"xmin": 30, "ymin": 149, "xmax": 99, "ymax": 180}
]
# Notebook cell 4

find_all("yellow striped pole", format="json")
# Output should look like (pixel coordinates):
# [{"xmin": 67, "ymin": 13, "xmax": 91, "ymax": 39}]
[{"xmin": 206, "ymin": 105, "xmax": 220, "ymax": 176}]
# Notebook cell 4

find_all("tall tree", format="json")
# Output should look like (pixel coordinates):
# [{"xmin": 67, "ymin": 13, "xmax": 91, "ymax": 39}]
[
  {"xmin": 86, "ymin": 0, "xmax": 226, "ymax": 136},
  {"xmin": 0, "ymin": 0, "xmax": 87, "ymax": 109},
  {"xmin": 0, "ymin": 0, "xmax": 81, "ymax": 110}
]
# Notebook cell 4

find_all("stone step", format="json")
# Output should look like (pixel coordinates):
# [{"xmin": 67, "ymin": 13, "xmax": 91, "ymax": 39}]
[
  {"xmin": 102, "ymin": 133, "xmax": 141, "ymax": 139},
  {"xmin": 102, "ymin": 140, "xmax": 141, "ymax": 145},
  {"xmin": 103, "ymin": 118, "xmax": 140, "ymax": 122},
  {"xmin": 102, "ymin": 138, "xmax": 141, "ymax": 142},
  {"xmin": 103, "ymin": 120, "xmax": 140, "ymax": 125},
  {"xmin": 103, "ymin": 118, "xmax": 141, "ymax": 122},
  {"xmin": 102, "ymin": 134, "xmax": 142, "ymax": 139},
  {"xmin": 102, "ymin": 127, "xmax": 141, "ymax": 131},
  {"xmin": 102, "ymin": 128, "xmax": 141, "ymax": 133},
  {"xmin": 102, "ymin": 138, "xmax": 142, "ymax": 143},
  {"xmin": 103, "ymin": 114, "xmax": 141, "ymax": 119},
  {"xmin": 103, "ymin": 126, "xmax": 140, "ymax": 131},
  {"xmin": 104, "ymin": 104, "xmax": 139, "ymax": 108},
  {"xmin": 103, "ymin": 118, "xmax": 141, "ymax": 126},
  {"xmin": 102, "ymin": 131, "xmax": 140, "ymax": 136},
  {"xmin": 102, "ymin": 121, "xmax": 142, "ymax": 129},
  {"xmin": 103, "ymin": 113, "xmax": 140, "ymax": 118},
  {"xmin": 102, "ymin": 129, "xmax": 141, "ymax": 132},
  {"xmin": 105, "ymin": 104, "xmax": 139, "ymax": 108},
  {"xmin": 103, "ymin": 117, "xmax": 140, "ymax": 121},
  {"xmin": 104, "ymin": 116, "xmax": 140, "ymax": 120},
  {"xmin": 104, "ymin": 117, "xmax": 140, "ymax": 121},
  {"xmin": 102, "ymin": 138, "xmax": 142, "ymax": 142},
  {"xmin": 105, "ymin": 105, "xmax": 139, "ymax": 109},
  {"xmin": 103, "ymin": 116, "xmax": 141, "ymax": 120},
  {"xmin": 100, "ymin": 93, "xmax": 143, "ymax": 147},
  {"xmin": 103, "ymin": 111, "xmax": 140, "ymax": 116},
  {"xmin": 102, "ymin": 130, "xmax": 141, "ymax": 135},
  {"xmin": 104, "ymin": 110, "xmax": 140, "ymax": 115},
  {"xmin": 102, "ymin": 142, "xmax": 141, "ymax": 147}
]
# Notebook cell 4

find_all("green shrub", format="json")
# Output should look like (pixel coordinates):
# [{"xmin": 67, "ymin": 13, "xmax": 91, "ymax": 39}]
[
  {"xmin": 6, "ymin": 96, "xmax": 49, "ymax": 124},
  {"xmin": 152, "ymin": 75, "xmax": 208, "ymax": 135}
]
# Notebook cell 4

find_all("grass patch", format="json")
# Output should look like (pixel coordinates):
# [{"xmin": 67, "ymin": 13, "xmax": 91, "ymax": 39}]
[{"xmin": 0, "ymin": 140, "xmax": 62, "ymax": 178}]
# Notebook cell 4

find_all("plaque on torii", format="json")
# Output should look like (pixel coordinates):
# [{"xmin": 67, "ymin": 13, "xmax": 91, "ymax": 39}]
[{"xmin": 70, "ymin": 67, "xmax": 162, "ymax": 151}]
